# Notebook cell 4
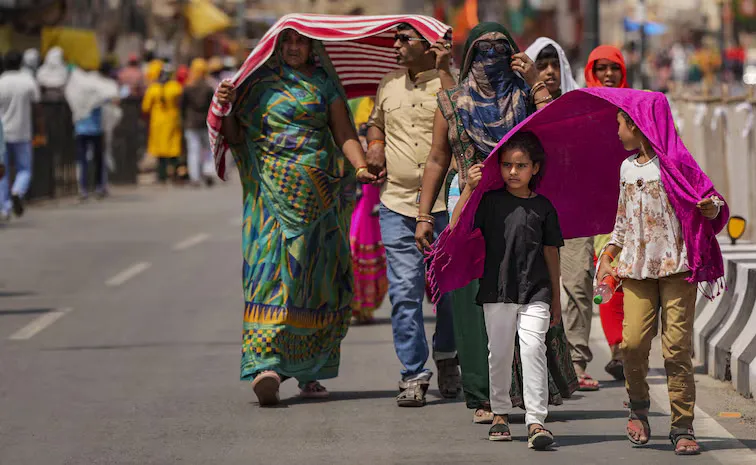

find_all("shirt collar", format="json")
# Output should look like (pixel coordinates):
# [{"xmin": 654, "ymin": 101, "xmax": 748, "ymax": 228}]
[{"xmin": 407, "ymin": 68, "xmax": 439, "ymax": 85}]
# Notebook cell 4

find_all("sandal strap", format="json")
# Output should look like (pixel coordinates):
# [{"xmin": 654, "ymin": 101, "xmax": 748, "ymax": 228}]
[
  {"xmin": 489, "ymin": 423, "xmax": 511, "ymax": 435},
  {"xmin": 628, "ymin": 411, "xmax": 650, "ymax": 423},
  {"xmin": 528, "ymin": 426, "xmax": 552, "ymax": 438},
  {"xmin": 628, "ymin": 399, "xmax": 651, "ymax": 411},
  {"xmin": 669, "ymin": 428, "xmax": 696, "ymax": 444}
]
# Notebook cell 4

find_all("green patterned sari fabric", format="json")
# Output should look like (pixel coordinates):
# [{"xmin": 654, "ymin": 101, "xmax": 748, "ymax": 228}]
[{"xmin": 230, "ymin": 51, "xmax": 355, "ymax": 383}]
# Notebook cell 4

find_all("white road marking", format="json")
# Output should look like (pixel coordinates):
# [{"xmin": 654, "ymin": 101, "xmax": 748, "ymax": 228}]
[
  {"xmin": 590, "ymin": 314, "xmax": 756, "ymax": 464},
  {"xmin": 105, "ymin": 262, "xmax": 151, "ymax": 287},
  {"xmin": 173, "ymin": 233, "xmax": 210, "ymax": 251},
  {"xmin": 647, "ymin": 379, "xmax": 756, "ymax": 464},
  {"xmin": 9, "ymin": 308, "xmax": 72, "ymax": 340}
]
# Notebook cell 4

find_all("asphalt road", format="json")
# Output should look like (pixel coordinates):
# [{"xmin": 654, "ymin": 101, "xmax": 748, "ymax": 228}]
[{"xmin": 2, "ymin": 181, "xmax": 756, "ymax": 464}]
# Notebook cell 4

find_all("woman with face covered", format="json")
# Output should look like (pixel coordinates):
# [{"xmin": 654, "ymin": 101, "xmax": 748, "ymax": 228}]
[
  {"xmin": 416, "ymin": 23, "xmax": 577, "ymax": 431},
  {"xmin": 525, "ymin": 38, "xmax": 602, "ymax": 392},
  {"xmin": 584, "ymin": 45, "xmax": 629, "ymax": 383},
  {"xmin": 215, "ymin": 29, "xmax": 374, "ymax": 406}
]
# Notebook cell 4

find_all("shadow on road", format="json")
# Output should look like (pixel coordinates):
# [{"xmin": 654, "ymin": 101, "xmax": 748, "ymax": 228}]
[
  {"xmin": 545, "ymin": 409, "xmax": 665, "ymax": 423},
  {"xmin": 0, "ymin": 308, "xmax": 52, "ymax": 316},
  {"xmin": 0, "ymin": 291, "xmax": 36, "ymax": 298},
  {"xmin": 279, "ymin": 389, "xmax": 401, "ymax": 405}
]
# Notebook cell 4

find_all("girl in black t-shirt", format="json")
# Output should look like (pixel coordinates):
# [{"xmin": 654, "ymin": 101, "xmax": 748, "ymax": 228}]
[{"xmin": 451, "ymin": 132, "xmax": 564, "ymax": 451}]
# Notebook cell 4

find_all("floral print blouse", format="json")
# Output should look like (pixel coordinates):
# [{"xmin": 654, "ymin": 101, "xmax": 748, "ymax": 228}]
[{"xmin": 608, "ymin": 155, "xmax": 689, "ymax": 280}]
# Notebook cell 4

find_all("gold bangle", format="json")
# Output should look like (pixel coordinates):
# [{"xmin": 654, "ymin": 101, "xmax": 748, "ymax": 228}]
[
  {"xmin": 355, "ymin": 167, "xmax": 368, "ymax": 176},
  {"xmin": 534, "ymin": 95, "xmax": 553, "ymax": 106},
  {"xmin": 530, "ymin": 81, "xmax": 546, "ymax": 97},
  {"xmin": 416, "ymin": 219, "xmax": 434, "ymax": 225},
  {"xmin": 416, "ymin": 215, "xmax": 435, "ymax": 223}
]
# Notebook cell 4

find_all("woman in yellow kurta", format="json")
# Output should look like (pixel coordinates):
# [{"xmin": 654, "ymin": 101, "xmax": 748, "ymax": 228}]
[{"xmin": 142, "ymin": 62, "xmax": 183, "ymax": 183}]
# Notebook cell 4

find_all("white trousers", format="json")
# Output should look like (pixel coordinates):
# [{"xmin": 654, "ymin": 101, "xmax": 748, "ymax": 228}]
[
  {"xmin": 184, "ymin": 129, "xmax": 214, "ymax": 182},
  {"xmin": 483, "ymin": 301, "xmax": 551, "ymax": 426}
]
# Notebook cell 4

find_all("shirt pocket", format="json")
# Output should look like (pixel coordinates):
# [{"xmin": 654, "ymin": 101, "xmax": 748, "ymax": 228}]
[{"xmin": 383, "ymin": 97, "xmax": 403, "ymax": 130}]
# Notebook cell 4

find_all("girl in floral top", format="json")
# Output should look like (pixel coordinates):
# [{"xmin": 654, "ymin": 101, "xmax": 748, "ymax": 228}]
[{"xmin": 597, "ymin": 109, "xmax": 724, "ymax": 456}]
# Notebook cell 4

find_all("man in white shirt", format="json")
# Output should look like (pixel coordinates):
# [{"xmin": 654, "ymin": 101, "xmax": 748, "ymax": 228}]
[{"xmin": 0, "ymin": 50, "xmax": 40, "ymax": 220}]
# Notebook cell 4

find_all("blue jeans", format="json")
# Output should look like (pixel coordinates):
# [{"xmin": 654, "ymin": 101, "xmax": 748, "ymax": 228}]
[
  {"xmin": 0, "ymin": 141, "xmax": 33, "ymax": 214},
  {"xmin": 379, "ymin": 204, "xmax": 455, "ymax": 380},
  {"xmin": 76, "ymin": 134, "xmax": 105, "ymax": 194}
]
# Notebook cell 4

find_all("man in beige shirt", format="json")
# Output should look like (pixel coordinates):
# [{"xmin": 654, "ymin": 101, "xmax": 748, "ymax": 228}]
[{"xmin": 366, "ymin": 23, "xmax": 458, "ymax": 407}]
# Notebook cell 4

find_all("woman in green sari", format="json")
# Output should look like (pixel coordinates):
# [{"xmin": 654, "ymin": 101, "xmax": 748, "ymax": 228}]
[
  {"xmin": 216, "ymin": 29, "xmax": 375, "ymax": 406},
  {"xmin": 416, "ymin": 23, "xmax": 578, "ymax": 426}
]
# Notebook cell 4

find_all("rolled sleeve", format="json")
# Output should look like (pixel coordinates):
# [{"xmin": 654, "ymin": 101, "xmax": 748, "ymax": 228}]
[{"xmin": 367, "ymin": 79, "xmax": 386, "ymax": 131}]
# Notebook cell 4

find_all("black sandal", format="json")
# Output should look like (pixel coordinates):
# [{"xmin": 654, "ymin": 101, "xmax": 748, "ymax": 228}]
[
  {"xmin": 488, "ymin": 423, "xmax": 512, "ymax": 442},
  {"xmin": 605, "ymin": 359, "xmax": 625, "ymax": 381},
  {"xmin": 669, "ymin": 428, "xmax": 701, "ymax": 456},
  {"xmin": 528, "ymin": 425, "xmax": 554, "ymax": 450},
  {"xmin": 626, "ymin": 411, "xmax": 651, "ymax": 445}
]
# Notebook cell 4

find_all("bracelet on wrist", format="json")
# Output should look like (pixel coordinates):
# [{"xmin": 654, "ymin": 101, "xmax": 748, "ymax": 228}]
[
  {"xmin": 416, "ymin": 219, "xmax": 434, "ymax": 225},
  {"xmin": 534, "ymin": 95, "xmax": 553, "ymax": 106},
  {"xmin": 355, "ymin": 167, "xmax": 368, "ymax": 176},
  {"xmin": 601, "ymin": 250, "xmax": 616, "ymax": 262},
  {"xmin": 368, "ymin": 140, "xmax": 385, "ymax": 149}
]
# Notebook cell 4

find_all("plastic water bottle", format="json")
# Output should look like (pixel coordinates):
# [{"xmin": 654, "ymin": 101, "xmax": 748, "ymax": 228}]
[{"xmin": 593, "ymin": 275, "xmax": 620, "ymax": 305}]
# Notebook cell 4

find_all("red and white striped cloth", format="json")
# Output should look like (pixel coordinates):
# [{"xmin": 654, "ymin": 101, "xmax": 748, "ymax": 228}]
[{"xmin": 207, "ymin": 13, "xmax": 452, "ymax": 180}]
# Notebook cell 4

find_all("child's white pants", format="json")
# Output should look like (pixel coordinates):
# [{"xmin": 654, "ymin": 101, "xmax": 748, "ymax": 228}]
[{"xmin": 483, "ymin": 301, "xmax": 550, "ymax": 426}]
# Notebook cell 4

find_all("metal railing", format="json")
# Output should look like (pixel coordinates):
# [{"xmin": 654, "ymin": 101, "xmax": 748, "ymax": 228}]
[{"xmin": 12, "ymin": 97, "xmax": 145, "ymax": 201}]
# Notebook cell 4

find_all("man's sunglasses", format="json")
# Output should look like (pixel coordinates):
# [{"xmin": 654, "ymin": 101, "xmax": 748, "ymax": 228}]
[
  {"xmin": 476, "ymin": 40, "xmax": 511, "ymax": 54},
  {"xmin": 394, "ymin": 34, "xmax": 426, "ymax": 44}
]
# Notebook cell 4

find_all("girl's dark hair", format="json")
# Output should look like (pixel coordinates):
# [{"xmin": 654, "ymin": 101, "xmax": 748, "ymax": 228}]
[
  {"xmin": 618, "ymin": 109, "xmax": 634, "ymax": 127},
  {"xmin": 498, "ymin": 131, "xmax": 546, "ymax": 190},
  {"xmin": 536, "ymin": 44, "xmax": 559, "ymax": 62}
]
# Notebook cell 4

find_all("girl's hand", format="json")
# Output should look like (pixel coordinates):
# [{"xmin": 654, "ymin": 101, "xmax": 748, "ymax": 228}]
[
  {"xmin": 596, "ymin": 256, "xmax": 618, "ymax": 283},
  {"xmin": 356, "ymin": 168, "xmax": 377, "ymax": 184},
  {"xmin": 467, "ymin": 163, "xmax": 483, "ymax": 190},
  {"xmin": 511, "ymin": 52, "xmax": 539, "ymax": 87},
  {"xmin": 216, "ymin": 80, "xmax": 236, "ymax": 106},
  {"xmin": 550, "ymin": 302, "xmax": 562, "ymax": 328},
  {"xmin": 696, "ymin": 197, "xmax": 719, "ymax": 220}
]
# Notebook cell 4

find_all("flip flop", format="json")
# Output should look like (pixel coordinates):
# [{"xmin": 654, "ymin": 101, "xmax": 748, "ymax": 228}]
[
  {"xmin": 577, "ymin": 374, "xmax": 600, "ymax": 391},
  {"xmin": 252, "ymin": 371, "xmax": 281, "ymax": 406}
]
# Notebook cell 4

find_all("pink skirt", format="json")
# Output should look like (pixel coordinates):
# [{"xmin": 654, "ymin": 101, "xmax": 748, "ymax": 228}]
[{"xmin": 350, "ymin": 184, "xmax": 388, "ymax": 320}]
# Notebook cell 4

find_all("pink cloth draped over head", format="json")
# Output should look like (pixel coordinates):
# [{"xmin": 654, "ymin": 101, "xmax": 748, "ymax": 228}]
[{"xmin": 427, "ymin": 88, "xmax": 729, "ymax": 302}]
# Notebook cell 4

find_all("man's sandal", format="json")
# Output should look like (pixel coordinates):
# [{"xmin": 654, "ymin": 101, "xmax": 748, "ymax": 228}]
[
  {"xmin": 252, "ymin": 371, "xmax": 281, "ymax": 406},
  {"xmin": 528, "ymin": 425, "xmax": 555, "ymax": 450},
  {"xmin": 626, "ymin": 411, "xmax": 651, "ymax": 445},
  {"xmin": 396, "ymin": 378, "xmax": 430, "ymax": 407},
  {"xmin": 670, "ymin": 428, "xmax": 701, "ymax": 456},
  {"xmin": 436, "ymin": 357, "xmax": 461, "ymax": 399},
  {"xmin": 488, "ymin": 422, "xmax": 513, "ymax": 442}
]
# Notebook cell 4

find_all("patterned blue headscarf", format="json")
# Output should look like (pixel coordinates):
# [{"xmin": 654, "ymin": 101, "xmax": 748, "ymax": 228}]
[{"xmin": 455, "ymin": 24, "xmax": 532, "ymax": 155}]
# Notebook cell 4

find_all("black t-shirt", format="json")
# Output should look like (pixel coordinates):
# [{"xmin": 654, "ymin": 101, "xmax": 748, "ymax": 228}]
[{"xmin": 474, "ymin": 188, "xmax": 564, "ymax": 306}]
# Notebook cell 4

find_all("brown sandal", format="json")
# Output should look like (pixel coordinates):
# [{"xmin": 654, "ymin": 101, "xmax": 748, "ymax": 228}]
[
  {"xmin": 626, "ymin": 411, "xmax": 651, "ymax": 445},
  {"xmin": 252, "ymin": 371, "xmax": 281, "ymax": 406},
  {"xmin": 577, "ymin": 374, "xmax": 600, "ymax": 391},
  {"xmin": 670, "ymin": 428, "xmax": 701, "ymax": 455}
]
